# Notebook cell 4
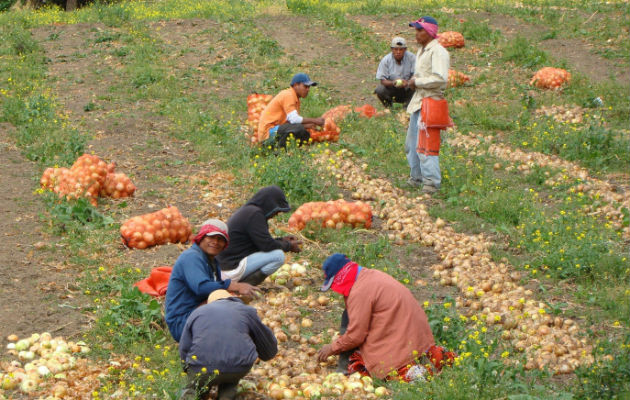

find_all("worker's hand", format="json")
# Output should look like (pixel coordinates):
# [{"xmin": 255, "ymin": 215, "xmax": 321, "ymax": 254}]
[
  {"xmin": 314, "ymin": 117, "xmax": 325, "ymax": 126},
  {"xmin": 317, "ymin": 344, "xmax": 335, "ymax": 362},
  {"xmin": 229, "ymin": 281, "xmax": 260, "ymax": 297},
  {"xmin": 287, "ymin": 237, "xmax": 302, "ymax": 253},
  {"xmin": 407, "ymin": 78, "xmax": 416, "ymax": 89},
  {"xmin": 282, "ymin": 235, "xmax": 299, "ymax": 242}
]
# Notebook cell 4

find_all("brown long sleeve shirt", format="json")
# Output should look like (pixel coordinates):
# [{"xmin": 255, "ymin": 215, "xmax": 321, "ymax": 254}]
[{"xmin": 330, "ymin": 269, "xmax": 435, "ymax": 379}]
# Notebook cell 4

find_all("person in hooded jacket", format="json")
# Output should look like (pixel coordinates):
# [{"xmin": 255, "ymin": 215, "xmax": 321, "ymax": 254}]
[{"xmin": 215, "ymin": 186, "xmax": 301, "ymax": 286}]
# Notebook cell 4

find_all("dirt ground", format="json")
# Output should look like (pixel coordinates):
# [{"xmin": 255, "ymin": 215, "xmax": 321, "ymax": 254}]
[{"xmin": 0, "ymin": 8, "xmax": 625, "ymax": 379}]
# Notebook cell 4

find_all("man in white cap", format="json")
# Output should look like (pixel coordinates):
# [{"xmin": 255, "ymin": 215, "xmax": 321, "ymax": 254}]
[
  {"xmin": 374, "ymin": 36, "xmax": 416, "ymax": 107},
  {"xmin": 178, "ymin": 290, "xmax": 277, "ymax": 400},
  {"xmin": 165, "ymin": 219, "xmax": 259, "ymax": 342}
]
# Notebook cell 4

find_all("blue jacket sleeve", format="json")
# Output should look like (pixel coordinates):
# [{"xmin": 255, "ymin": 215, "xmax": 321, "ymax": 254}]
[{"xmin": 181, "ymin": 253, "xmax": 230, "ymax": 297}]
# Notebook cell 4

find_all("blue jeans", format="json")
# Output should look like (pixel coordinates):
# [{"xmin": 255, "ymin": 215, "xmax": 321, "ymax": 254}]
[
  {"xmin": 405, "ymin": 110, "xmax": 441, "ymax": 188},
  {"xmin": 242, "ymin": 249, "xmax": 285, "ymax": 278}
]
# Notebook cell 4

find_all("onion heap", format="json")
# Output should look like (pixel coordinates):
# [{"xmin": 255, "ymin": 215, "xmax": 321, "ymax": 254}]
[
  {"xmin": 1, "ymin": 332, "xmax": 127, "ymax": 399},
  {"xmin": 241, "ymin": 272, "xmax": 390, "ymax": 400},
  {"xmin": 448, "ymin": 132, "xmax": 629, "ymax": 239},
  {"xmin": 246, "ymin": 93, "xmax": 274, "ymax": 144},
  {"xmin": 313, "ymin": 148, "xmax": 594, "ymax": 374},
  {"xmin": 438, "ymin": 31, "xmax": 465, "ymax": 48},
  {"xmin": 267, "ymin": 262, "xmax": 309, "ymax": 287},
  {"xmin": 287, "ymin": 199, "xmax": 372, "ymax": 231},
  {"xmin": 447, "ymin": 69, "xmax": 470, "ymax": 88},
  {"xmin": 308, "ymin": 118, "xmax": 341, "ymax": 143},
  {"xmin": 40, "ymin": 154, "xmax": 135, "ymax": 206},
  {"xmin": 322, "ymin": 105, "xmax": 353, "ymax": 124},
  {"xmin": 535, "ymin": 105, "xmax": 584, "ymax": 124},
  {"xmin": 530, "ymin": 67, "xmax": 571, "ymax": 90},
  {"xmin": 120, "ymin": 206, "xmax": 193, "ymax": 249}
]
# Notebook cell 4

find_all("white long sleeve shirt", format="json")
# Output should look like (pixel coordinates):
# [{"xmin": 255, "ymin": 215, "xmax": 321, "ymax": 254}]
[{"xmin": 407, "ymin": 39, "xmax": 450, "ymax": 114}]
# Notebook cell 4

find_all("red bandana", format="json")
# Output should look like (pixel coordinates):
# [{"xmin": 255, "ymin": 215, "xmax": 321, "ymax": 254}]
[
  {"xmin": 193, "ymin": 224, "xmax": 229, "ymax": 247},
  {"xmin": 330, "ymin": 261, "xmax": 359, "ymax": 297}
]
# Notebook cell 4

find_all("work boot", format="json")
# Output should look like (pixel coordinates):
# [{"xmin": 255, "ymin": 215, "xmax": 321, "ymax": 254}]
[
  {"xmin": 239, "ymin": 269, "xmax": 268, "ymax": 286},
  {"xmin": 421, "ymin": 185, "xmax": 438, "ymax": 194},
  {"xmin": 407, "ymin": 177, "xmax": 422, "ymax": 187},
  {"xmin": 217, "ymin": 383, "xmax": 238, "ymax": 400}
]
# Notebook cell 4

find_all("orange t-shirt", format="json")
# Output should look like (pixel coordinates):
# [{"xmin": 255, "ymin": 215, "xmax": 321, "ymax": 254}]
[{"xmin": 257, "ymin": 87, "xmax": 300, "ymax": 142}]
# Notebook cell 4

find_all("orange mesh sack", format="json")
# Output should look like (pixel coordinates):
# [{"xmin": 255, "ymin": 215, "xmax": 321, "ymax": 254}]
[
  {"xmin": 100, "ymin": 172, "xmax": 137, "ymax": 199},
  {"xmin": 530, "ymin": 67, "xmax": 571, "ymax": 90},
  {"xmin": 438, "ymin": 31, "xmax": 465, "ymax": 48},
  {"xmin": 447, "ymin": 69, "xmax": 470, "ymax": 88},
  {"xmin": 354, "ymin": 104, "xmax": 377, "ymax": 118},
  {"xmin": 246, "ymin": 93, "xmax": 273, "ymax": 144},
  {"xmin": 308, "ymin": 118, "xmax": 341, "ymax": 143},
  {"xmin": 322, "ymin": 105, "xmax": 353, "ymax": 124},
  {"xmin": 120, "ymin": 206, "xmax": 192, "ymax": 249},
  {"xmin": 288, "ymin": 200, "xmax": 372, "ymax": 231}
]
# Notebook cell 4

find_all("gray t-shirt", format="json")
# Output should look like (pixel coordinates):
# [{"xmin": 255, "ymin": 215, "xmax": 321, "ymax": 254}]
[{"xmin": 375, "ymin": 51, "xmax": 416, "ymax": 81}]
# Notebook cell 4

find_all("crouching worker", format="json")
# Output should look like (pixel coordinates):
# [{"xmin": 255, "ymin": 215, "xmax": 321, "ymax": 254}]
[
  {"xmin": 178, "ymin": 290, "xmax": 278, "ymax": 400},
  {"xmin": 256, "ymin": 72, "xmax": 325, "ymax": 148},
  {"xmin": 316, "ymin": 253, "xmax": 455, "ymax": 382},
  {"xmin": 216, "ymin": 186, "xmax": 302, "ymax": 286},
  {"xmin": 165, "ymin": 219, "xmax": 259, "ymax": 343}
]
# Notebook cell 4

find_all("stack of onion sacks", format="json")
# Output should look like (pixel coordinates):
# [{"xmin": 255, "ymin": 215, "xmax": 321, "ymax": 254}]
[
  {"xmin": 288, "ymin": 200, "xmax": 372, "ymax": 231},
  {"xmin": 439, "ymin": 31, "xmax": 465, "ymax": 48},
  {"xmin": 530, "ymin": 67, "xmax": 571, "ymax": 90},
  {"xmin": 246, "ymin": 93, "xmax": 273, "ymax": 144},
  {"xmin": 120, "ymin": 206, "xmax": 192, "ymax": 249},
  {"xmin": 308, "ymin": 118, "xmax": 341, "ymax": 143},
  {"xmin": 448, "ymin": 69, "xmax": 470, "ymax": 88}
]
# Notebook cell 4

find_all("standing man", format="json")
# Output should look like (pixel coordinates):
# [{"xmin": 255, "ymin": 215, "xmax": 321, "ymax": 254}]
[
  {"xmin": 256, "ymin": 73, "xmax": 325, "ymax": 147},
  {"xmin": 374, "ymin": 36, "xmax": 416, "ymax": 108},
  {"xmin": 215, "ymin": 186, "xmax": 302, "ymax": 286},
  {"xmin": 405, "ymin": 16, "xmax": 450, "ymax": 193},
  {"xmin": 165, "ymin": 219, "xmax": 259, "ymax": 343},
  {"xmin": 315, "ymin": 253, "xmax": 444, "ymax": 381},
  {"xmin": 178, "ymin": 290, "xmax": 278, "ymax": 400}
]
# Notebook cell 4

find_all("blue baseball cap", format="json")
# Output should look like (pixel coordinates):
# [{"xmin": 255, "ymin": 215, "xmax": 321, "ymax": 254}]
[
  {"xmin": 320, "ymin": 253, "xmax": 350, "ymax": 291},
  {"xmin": 290, "ymin": 73, "xmax": 317, "ymax": 87},
  {"xmin": 409, "ymin": 16, "xmax": 439, "ymax": 29}
]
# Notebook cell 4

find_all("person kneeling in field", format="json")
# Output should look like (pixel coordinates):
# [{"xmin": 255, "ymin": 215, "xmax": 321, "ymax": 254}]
[
  {"xmin": 165, "ymin": 219, "xmax": 259, "ymax": 343},
  {"xmin": 178, "ymin": 290, "xmax": 278, "ymax": 400},
  {"xmin": 316, "ymin": 253, "xmax": 455, "ymax": 381},
  {"xmin": 256, "ymin": 72, "xmax": 325, "ymax": 147},
  {"xmin": 216, "ymin": 186, "xmax": 302, "ymax": 287}
]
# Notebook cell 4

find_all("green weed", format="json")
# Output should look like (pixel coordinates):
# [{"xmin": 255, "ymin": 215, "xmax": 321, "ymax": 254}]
[{"xmin": 501, "ymin": 36, "xmax": 549, "ymax": 68}]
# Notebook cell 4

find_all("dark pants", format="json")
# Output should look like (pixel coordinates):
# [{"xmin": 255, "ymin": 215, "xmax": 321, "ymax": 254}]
[
  {"xmin": 337, "ymin": 309, "xmax": 356, "ymax": 374},
  {"xmin": 179, "ymin": 368, "xmax": 248, "ymax": 400},
  {"xmin": 275, "ymin": 123, "xmax": 311, "ymax": 148},
  {"xmin": 374, "ymin": 84, "xmax": 413, "ymax": 108}
]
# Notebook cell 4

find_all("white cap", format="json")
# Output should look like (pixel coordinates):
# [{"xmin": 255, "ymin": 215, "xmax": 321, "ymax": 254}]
[{"xmin": 391, "ymin": 36, "xmax": 407, "ymax": 48}]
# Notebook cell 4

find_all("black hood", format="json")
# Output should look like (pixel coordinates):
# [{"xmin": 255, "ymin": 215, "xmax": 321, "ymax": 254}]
[{"xmin": 246, "ymin": 185, "xmax": 291, "ymax": 219}]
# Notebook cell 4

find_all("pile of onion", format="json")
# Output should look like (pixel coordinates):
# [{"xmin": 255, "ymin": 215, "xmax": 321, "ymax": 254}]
[
  {"xmin": 308, "ymin": 118, "xmax": 341, "ymax": 143},
  {"xmin": 438, "ymin": 31, "xmax": 465, "ymax": 48},
  {"xmin": 447, "ymin": 69, "xmax": 470, "ymax": 88},
  {"xmin": 288, "ymin": 199, "xmax": 372, "ymax": 231},
  {"xmin": 246, "ymin": 93, "xmax": 274, "ymax": 144},
  {"xmin": 448, "ymin": 132, "xmax": 628, "ymax": 238},
  {"xmin": 40, "ymin": 154, "xmax": 135, "ymax": 206},
  {"xmin": 530, "ymin": 67, "xmax": 571, "ymax": 90},
  {"xmin": 120, "ymin": 206, "xmax": 192, "ymax": 249}
]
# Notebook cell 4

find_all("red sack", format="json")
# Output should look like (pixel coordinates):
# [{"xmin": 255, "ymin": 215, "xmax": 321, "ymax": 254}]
[
  {"xmin": 421, "ymin": 97, "xmax": 453, "ymax": 129},
  {"xmin": 354, "ymin": 104, "xmax": 377, "ymax": 118},
  {"xmin": 134, "ymin": 266, "xmax": 172, "ymax": 297}
]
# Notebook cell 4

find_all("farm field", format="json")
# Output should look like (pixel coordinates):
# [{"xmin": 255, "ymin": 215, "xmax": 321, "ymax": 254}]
[{"xmin": 0, "ymin": 0, "xmax": 628, "ymax": 399}]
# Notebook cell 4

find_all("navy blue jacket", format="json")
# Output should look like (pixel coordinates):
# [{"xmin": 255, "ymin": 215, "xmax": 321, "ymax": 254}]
[
  {"xmin": 165, "ymin": 243, "xmax": 231, "ymax": 342},
  {"xmin": 216, "ymin": 185, "xmax": 291, "ymax": 270},
  {"xmin": 179, "ymin": 297, "xmax": 277, "ymax": 373}
]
